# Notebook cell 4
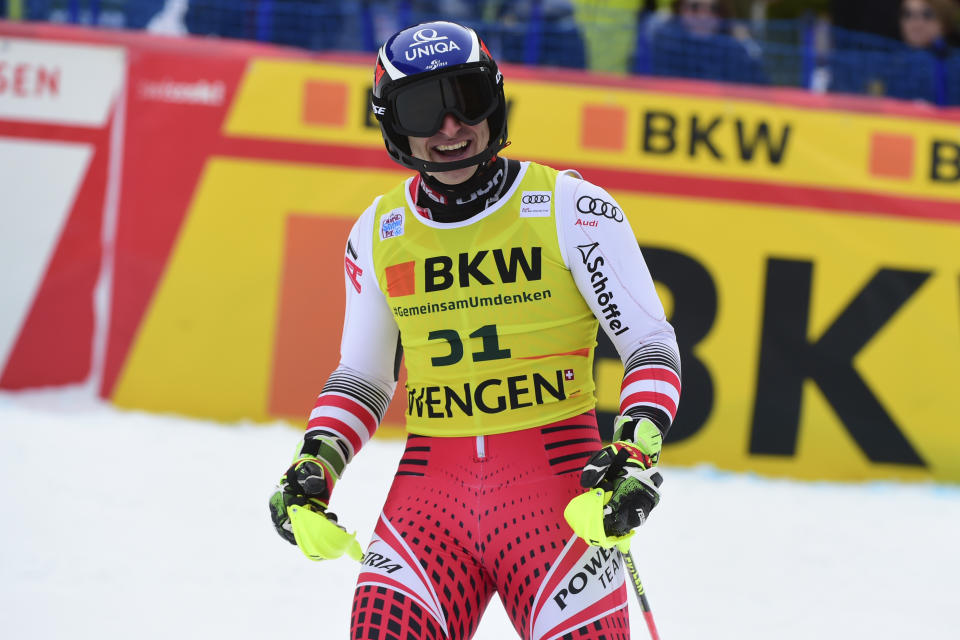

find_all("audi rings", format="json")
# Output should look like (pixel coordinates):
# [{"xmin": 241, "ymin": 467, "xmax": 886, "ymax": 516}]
[
  {"xmin": 522, "ymin": 194, "xmax": 551, "ymax": 204},
  {"xmin": 576, "ymin": 195, "xmax": 623, "ymax": 222}
]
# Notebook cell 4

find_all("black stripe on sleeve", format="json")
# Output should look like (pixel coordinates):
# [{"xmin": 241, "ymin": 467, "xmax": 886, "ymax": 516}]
[
  {"xmin": 622, "ymin": 342, "xmax": 681, "ymax": 437},
  {"xmin": 624, "ymin": 342, "xmax": 681, "ymax": 376},
  {"xmin": 320, "ymin": 369, "xmax": 392, "ymax": 422}
]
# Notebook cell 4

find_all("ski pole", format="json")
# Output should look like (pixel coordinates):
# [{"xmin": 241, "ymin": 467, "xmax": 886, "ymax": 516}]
[{"xmin": 622, "ymin": 549, "xmax": 661, "ymax": 640}]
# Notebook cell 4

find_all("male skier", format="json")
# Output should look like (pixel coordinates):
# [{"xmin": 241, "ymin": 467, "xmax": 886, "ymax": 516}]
[{"xmin": 270, "ymin": 21, "xmax": 681, "ymax": 640}]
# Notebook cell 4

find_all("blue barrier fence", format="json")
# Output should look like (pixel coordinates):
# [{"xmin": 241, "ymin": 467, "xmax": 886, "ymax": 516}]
[{"xmin": 5, "ymin": 1, "xmax": 959, "ymax": 106}]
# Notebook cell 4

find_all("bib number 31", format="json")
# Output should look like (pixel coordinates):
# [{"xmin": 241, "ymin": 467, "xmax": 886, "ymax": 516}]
[{"xmin": 428, "ymin": 324, "xmax": 511, "ymax": 366}]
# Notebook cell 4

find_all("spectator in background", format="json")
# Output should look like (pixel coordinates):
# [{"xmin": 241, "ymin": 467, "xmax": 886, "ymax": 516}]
[
  {"xmin": 880, "ymin": 0, "xmax": 959, "ymax": 104},
  {"xmin": 487, "ymin": 0, "xmax": 586, "ymax": 69},
  {"xmin": 573, "ymin": 0, "xmax": 645, "ymax": 73},
  {"xmin": 678, "ymin": 0, "xmax": 728, "ymax": 35},
  {"xmin": 184, "ymin": 0, "xmax": 344, "ymax": 50},
  {"xmin": 900, "ymin": 0, "xmax": 958, "ymax": 48},
  {"xmin": 646, "ymin": 0, "xmax": 768, "ymax": 84}
]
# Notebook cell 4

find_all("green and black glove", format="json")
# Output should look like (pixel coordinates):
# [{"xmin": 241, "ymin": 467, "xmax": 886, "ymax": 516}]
[
  {"xmin": 565, "ymin": 416, "xmax": 664, "ymax": 549},
  {"xmin": 268, "ymin": 436, "xmax": 362, "ymax": 561}
]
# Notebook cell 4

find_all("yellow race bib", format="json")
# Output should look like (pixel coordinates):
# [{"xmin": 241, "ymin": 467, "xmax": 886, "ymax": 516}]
[{"xmin": 372, "ymin": 162, "xmax": 599, "ymax": 436}]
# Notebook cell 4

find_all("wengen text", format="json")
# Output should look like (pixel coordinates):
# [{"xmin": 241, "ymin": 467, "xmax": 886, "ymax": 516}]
[{"xmin": 407, "ymin": 370, "xmax": 566, "ymax": 418}]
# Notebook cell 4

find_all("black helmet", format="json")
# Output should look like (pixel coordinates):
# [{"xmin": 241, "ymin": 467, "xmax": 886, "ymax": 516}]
[{"xmin": 371, "ymin": 21, "xmax": 509, "ymax": 173}]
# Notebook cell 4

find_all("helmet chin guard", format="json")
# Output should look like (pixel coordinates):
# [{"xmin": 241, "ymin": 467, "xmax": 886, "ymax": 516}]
[{"xmin": 371, "ymin": 21, "xmax": 509, "ymax": 174}]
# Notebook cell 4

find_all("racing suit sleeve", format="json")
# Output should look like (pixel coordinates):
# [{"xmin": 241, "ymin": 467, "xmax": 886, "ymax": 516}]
[
  {"xmin": 304, "ymin": 199, "xmax": 401, "ymax": 464},
  {"xmin": 556, "ymin": 173, "xmax": 681, "ymax": 437}
]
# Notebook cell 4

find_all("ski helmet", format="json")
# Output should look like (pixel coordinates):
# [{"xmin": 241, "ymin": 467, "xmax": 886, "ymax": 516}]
[{"xmin": 371, "ymin": 21, "xmax": 509, "ymax": 173}]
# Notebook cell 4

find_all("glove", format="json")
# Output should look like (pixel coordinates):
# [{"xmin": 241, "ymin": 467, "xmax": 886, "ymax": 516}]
[
  {"xmin": 268, "ymin": 437, "xmax": 363, "ymax": 562},
  {"xmin": 564, "ymin": 417, "xmax": 664, "ymax": 549},
  {"xmin": 269, "ymin": 452, "xmax": 334, "ymax": 544}
]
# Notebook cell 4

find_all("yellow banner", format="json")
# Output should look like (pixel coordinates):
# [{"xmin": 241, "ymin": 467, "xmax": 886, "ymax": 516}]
[
  {"xmin": 112, "ymin": 55, "xmax": 960, "ymax": 483},
  {"xmin": 225, "ymin": 60, "xmax": 960, "ymax": 202},
  {"xmin": 597, "ymin": 193, "xmax": 960, "ymax": 483}
]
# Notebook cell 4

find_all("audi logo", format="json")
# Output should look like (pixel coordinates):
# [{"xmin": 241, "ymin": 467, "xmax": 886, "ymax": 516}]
[
  {"xmin": 576, "ymin": 196, "xmax": 623, "ymax": 222},
  {"xmin": 522, "ymin": 194, "xmax": 551, "ymax": 204}
]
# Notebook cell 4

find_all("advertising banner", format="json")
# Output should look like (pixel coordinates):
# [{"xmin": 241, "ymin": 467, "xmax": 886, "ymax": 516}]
[
  {"xmin": 1, "ymin": 23, "xmax": 957, "ymax": 482},
  {"xmin": 0, "ymin": 33, "xmax": 124, "ymax": 388}
]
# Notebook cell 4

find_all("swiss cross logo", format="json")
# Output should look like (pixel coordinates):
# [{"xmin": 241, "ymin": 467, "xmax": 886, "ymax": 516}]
[{"xmin": 564, "ymin": 369, "xmax": 575, "ymax": 381}]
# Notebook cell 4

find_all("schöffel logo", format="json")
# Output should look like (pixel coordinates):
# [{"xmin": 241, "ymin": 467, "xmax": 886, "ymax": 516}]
[
  {"xmin": 520, "ymin": 191, "xmax": 552, "ymax": 217},
  {"xmin": 576, "ymin": 242, "xmax": 629, "ymax": 337},
  {"xmin": 576, "ymin": 195, "xmax": 623, "ymax": 222},
  {"xmin": 380, "ymin": 208, "xmax": 405, "ymax": 240}
]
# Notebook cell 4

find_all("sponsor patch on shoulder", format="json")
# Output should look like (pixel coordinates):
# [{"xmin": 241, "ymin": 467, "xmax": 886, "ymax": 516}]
[
  {"xmin": 379, "ymin": 208, "xmax": 405, "ymax": 239},
  {"xmin": 520, "ymin": 191, "xmax": 552, "ymax": 217}
]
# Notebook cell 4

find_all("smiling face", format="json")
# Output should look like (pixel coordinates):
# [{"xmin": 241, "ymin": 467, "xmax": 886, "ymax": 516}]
[{"xmin": 408, "ymin": 114, "xmax": 491, "ymax": 185}]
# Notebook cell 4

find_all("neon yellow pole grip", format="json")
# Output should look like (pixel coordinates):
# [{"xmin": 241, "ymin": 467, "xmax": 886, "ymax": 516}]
[
  {"xmin": 288, "ymin": 505, "xmax": 364, "ymax": 562},
  {"xmin": 563, "ymin": 488, "xmax": 635, "ymax": 552}
]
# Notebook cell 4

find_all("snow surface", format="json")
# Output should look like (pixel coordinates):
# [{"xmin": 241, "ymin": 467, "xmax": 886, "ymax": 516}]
[{"xmin": 2, "ymin": 388, "xmax": 958, "ymax": 639}]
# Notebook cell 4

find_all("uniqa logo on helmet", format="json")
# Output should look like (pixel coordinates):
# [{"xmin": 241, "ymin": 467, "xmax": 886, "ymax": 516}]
[
  {"xmin": 404, "ymin": 27, "xmax": 462, "ymax": 61},
  {"xmin": 389, "ymin": 24, "xmax": 474, "ymax": 75},
  {"xmin": 371, "ymin": 21, "xmax": 510, "ymax": 174}
]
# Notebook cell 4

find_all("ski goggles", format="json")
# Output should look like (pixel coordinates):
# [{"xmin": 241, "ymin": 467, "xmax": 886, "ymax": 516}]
[{"xmin": 387, "ymin": 67, "xmax": 500, "ymax": 137}]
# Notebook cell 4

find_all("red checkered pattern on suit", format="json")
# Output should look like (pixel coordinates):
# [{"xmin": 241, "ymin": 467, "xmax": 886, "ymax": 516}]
[{"xmin": 350, "ymin": 412, "xmax": 630, "ymax": 640}]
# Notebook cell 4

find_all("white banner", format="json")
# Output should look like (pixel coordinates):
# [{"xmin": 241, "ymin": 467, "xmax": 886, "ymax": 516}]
[
  {"xmin": 0, "ymin": 37, "xmax": 124, "ymax": 127},
  {"xmin": 0, "ymin": 137, "xmax": 93, "ymax": 370}
]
